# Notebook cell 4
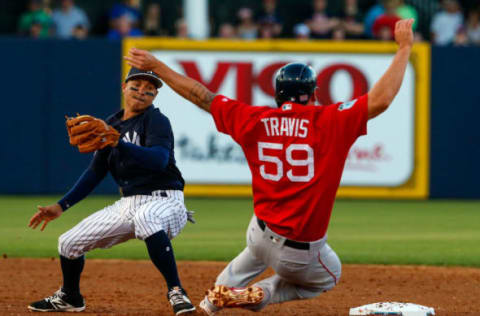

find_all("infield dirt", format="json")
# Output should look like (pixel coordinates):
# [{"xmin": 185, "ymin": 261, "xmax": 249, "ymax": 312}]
[{"xmin": 0, "ymin": 258, "xmax": 478, "ymax": 315}]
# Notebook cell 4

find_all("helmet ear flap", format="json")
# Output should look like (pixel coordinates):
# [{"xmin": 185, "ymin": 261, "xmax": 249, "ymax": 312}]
[{"xmin": 275, "ymin": 89, "xmax": 286, "ymax": 107}]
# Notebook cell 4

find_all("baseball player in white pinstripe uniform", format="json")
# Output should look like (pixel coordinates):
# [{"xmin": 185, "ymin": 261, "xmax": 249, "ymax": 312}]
[{"xmin": 28, "ymin": 68, "xmax": 196, "ymax": 315}]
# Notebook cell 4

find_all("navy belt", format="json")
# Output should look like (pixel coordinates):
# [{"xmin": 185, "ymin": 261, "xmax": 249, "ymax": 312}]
[{"xmin": 257, "ymin": 218, "xmax": 310, "ymax": 250}]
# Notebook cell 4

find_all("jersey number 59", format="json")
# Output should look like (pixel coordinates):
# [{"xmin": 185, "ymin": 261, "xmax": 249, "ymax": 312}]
[{"xmin": 258, "ymin": 142, "xmax": 314, "ymax": 182}]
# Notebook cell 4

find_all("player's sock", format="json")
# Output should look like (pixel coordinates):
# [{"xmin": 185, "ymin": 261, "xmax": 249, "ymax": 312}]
[
  {"xmin": 60, "ymin": 255, "xmax": 84, "ymax": 296},
  {"xmin": 145, "ymin": 230, "xmax": 182, "ymax": 290}
]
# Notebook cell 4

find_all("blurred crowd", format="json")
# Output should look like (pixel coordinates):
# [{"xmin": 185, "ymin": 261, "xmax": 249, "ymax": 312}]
[{"xmin": 16, "ymin": 0, "xmax": 480, "ymax": 46}]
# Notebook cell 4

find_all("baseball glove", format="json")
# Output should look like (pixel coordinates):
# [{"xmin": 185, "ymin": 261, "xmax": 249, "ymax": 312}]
[{"xmin": 66, "ymin": 114, "xmax": 120, "ymax": 153}]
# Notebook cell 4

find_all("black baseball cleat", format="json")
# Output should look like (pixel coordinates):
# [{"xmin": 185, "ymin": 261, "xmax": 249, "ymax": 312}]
[
  {"xmin": 167, "ymin": 286, "xmax": 196, "ymax": 315},
  {"xmin": 28, "ymin": 288, "xmax": 85, "ymax": 312}
]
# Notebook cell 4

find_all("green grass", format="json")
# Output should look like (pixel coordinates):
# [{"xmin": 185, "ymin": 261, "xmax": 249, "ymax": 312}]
[{"xmin": 1, "ymin": 196, "xmax": 479, "ymax": 266}]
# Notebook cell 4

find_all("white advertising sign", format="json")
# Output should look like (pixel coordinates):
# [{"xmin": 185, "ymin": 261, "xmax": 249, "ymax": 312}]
[{"xmin": 152, "ymin": 50, "xmax": 415, "ymax": 187}]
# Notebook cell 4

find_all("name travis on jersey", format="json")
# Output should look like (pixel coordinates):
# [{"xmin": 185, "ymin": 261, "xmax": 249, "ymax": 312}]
[{"xmin": 260, "ymin": 117, "xmax": 310, "ymax": 138}]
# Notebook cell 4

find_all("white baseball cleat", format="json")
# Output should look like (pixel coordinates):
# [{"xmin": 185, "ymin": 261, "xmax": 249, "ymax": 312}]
[{"xmin": 199, "ymin": 298, "xmax": 219, "ymax": 316}]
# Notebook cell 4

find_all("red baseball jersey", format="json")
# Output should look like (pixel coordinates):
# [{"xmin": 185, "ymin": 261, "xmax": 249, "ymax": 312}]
[{"xmin": 211, "ymin": 94, "xmax": 368, "ymax": 242}]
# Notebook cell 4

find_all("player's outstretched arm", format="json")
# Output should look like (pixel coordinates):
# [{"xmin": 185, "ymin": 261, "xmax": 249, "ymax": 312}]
[
  {"xmin": 367, "ymin": 19, "xmax": 414, "ymax": 119},
  {"xmin": 125, "ymin": 48, "xmax": 215, "ymax": 113},
  {"xmin": 29, "ymin": 204, "xmax": 63, "ymax": 231}
]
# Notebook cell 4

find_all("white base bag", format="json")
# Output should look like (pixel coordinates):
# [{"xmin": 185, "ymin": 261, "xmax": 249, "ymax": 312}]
[{"xmin": 349, "ymin": 302, "xmax": 435, "ymax": 316}]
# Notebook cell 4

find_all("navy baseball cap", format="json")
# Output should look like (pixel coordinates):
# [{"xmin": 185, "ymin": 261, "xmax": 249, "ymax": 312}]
[{"xmin": 125, "ymin": 67, "xmax": 163, "ymax": 88}]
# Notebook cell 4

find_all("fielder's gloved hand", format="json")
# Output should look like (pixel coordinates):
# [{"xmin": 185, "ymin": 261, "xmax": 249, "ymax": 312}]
[{"xmin": 66, "ymin": 114, "xmax": 120, "ymax": 153}]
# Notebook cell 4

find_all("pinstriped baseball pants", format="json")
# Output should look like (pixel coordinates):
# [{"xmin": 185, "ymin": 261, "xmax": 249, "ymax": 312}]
[{"xmin": 58, "ymin": 190, "xmax": 188, "ymax": 259}]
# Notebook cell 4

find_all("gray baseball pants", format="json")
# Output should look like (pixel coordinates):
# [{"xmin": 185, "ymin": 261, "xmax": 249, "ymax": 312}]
[{"xmin": 214, "ymin": 215, "xmax": 341, "ymax": 310}]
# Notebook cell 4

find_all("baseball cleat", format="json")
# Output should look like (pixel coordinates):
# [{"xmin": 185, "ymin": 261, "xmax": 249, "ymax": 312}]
[
  {"xmin": 198, "ymin": 298, "xmax": 220, "ymax": 315},
  {"xmin": 206, "ymin": 285, "xmax": 264, "ymax": 309},
  {"xmin": 28, "ymin": 288, "xmax": 85, "ymax": 312},
  {"xmin": 167, "ymin": 286, "xmax": 196, "ymax": 315}
]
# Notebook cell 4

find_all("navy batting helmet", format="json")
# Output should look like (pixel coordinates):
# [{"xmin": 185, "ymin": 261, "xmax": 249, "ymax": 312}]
[{"xmin": 275, "ymin": 63, "xmax": 317, "ymax": 107}]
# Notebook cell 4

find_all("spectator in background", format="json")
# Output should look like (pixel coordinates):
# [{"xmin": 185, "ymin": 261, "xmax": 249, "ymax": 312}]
[
  {"xmin": 338, "ymin": 0, "xmax": 365, "ymax": 39},
  {"xmin": 365, "ymin": 0, "xmax": 419, "ymax": 38},
  {"xmin": 466, "ymin": 9, "xmax": 480, "ymax": 45},
  {"xmin": 293, "ymin": 23, "xmax": 311, "ymax": 40},
  {"xmin": 236, "ymin": 7, "xmax": 258, "ymax": 40},
  {"xmin": 454, "ymin": 27, "xmax": 469, "ymax": 45},
  {"xmin": 431, "ymin": 0, "xmax": 464, "ymax": 45},
  {"xmin": 364, "ymin": 0, "xmax": 385, "ymax": 37},
  {"xmin": 110, "ymin": 0, "xmax": 142, "ymax": 29},
  {"xmin": 258, "ymin": 0, "xmax": 282, "ymax": 37},
  {"xmin": 332, "ymin": 26, "xmax": 347, "ymax": 40},
  {"xmin": 307, "ymin": 0, "xmax": 339, "ymax": 39},
  {"xmin": 144, "ymin": 3, "xmax": 166, "ymax": 36},
  {"xmin": 372, "ymin": 0, "xmax": 401, "ymax": 40},
  {"xmin": 396, "ymin": 0, "xmax": 418, "ymax": 30},
  {"xmin": 18, "ymin": 0, "xmax": 53, "ymax": 38},
  {"xmin": 258, "ymin": 17, "xmax": 280, "ymax": 39},
  {"xmin": 52, "ymin": 0, "xmax": 89, "ymax": 39},
  {"xmin": 218, "ymin": 23, "xmax": 237, "ymax": 38},
  {"xmin": 108, "ymin": 14, "xmax": 142, "ymax": 39},
  {"xmin": 175, "ymin": 19, "xmax": 188, "ymax": 38},
  {"xmin": 42, "ymin": 0, "xmax": 53, "ymax": 15},
  {"xmin": 376, "ymin": 23, "xmax": 396, "ymax": 40},
  {"xmin": 29, "ymin": 21, "xmax": 44, "ymax": 38},
  {"xmin": 72, "ymin": 24, "xmax": 88, "ymax": 39}
]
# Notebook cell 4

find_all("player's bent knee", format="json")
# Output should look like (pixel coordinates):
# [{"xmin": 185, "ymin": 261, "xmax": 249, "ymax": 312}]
[
  {"xmin": 133, "ymin": 214, "xmax": 161, "ymax": 241},
  {"xmin": 58, "ymin": 232, "xmax": 82, "ymax": 259},
  {"xmin": 322, "ymin": 269, "xmax": 341, "ymax": 292},
  {"xmin": 325, "ymin": 276, "xmax": 339, "ymax": 292},
  {"xmin": 319, "ymin": 247, "xmax": 342, "ymax": 292},
  {"xmin": 309, "ymin": 267, "xmax": 341, "ymax": 296},
  {"xmin": 58, "ymin": 233, "xmax": 71, "ymax": 257},
  {"xmin": 305, "ymin": 277, "xmax": 338, "ymax": 299}
]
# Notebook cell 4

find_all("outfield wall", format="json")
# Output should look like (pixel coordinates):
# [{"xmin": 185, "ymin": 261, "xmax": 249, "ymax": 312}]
[
  {"xmin": 0, "ymin": 39, "xmax": 120, "ymax": 195},
  {"xmin": 0, "ymin": 39, "xmax": 478, "ymax": 198},
  {"xmin": 430, "ymin": 46, "xmax": 480, "ymax": 198}
]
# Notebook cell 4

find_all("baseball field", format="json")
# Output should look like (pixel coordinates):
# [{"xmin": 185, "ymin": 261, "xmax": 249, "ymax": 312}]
[{"xmin": 1, "ymin": 196, "xmax": 479, "ymax": 315}]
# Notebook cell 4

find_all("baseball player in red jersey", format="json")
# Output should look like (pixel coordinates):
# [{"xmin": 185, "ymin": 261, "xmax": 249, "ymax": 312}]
[{"xmin": 126, "ymin": 18, "xmax": 414, "ymax": 314}]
